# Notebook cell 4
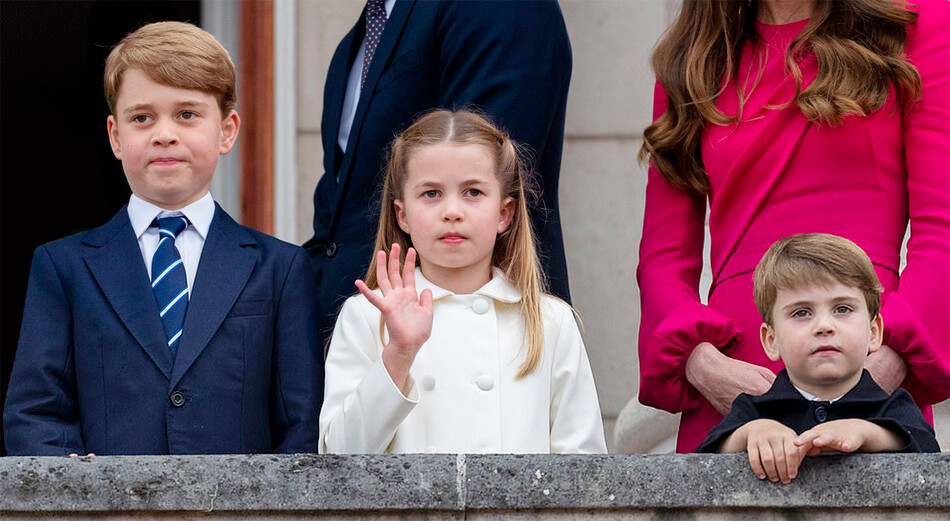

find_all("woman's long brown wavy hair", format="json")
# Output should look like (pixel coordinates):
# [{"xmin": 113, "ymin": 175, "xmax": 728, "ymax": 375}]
[{"xmin": 639, "ymin": 0, "xmax": 922, "ymax": 195}]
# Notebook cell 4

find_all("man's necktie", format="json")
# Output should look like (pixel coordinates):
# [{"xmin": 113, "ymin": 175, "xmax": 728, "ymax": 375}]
[
  {"xmin": 361, "ymin": 0, "xmax": 387, "ymax": 89},
  {"xmin": 151, "ymin": 216, "xmax": 190, "ymax": 357}
]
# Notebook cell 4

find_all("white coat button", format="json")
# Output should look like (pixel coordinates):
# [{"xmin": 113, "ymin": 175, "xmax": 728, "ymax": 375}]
[
  {"xmin": 476, "ymin": 374, "xmax": 494, "ymax": 391},
  {"xmin": 420, "ymin": 374, "xmax": 436, "ymax": 391},
  {"xmin": 472, "ymin": 298, "xmax": 490, "ymax": 314}
]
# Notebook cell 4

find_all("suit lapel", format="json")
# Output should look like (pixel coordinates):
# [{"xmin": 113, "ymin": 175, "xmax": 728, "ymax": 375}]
[
  {"xmin": 332, "ymin": 0, "xmax": 415, "ymax": 215},
  {"xmin": 170, "ymin": 204, "xmax": 257, "ymax": 389},
  {"xmin": 83, "ymin": 207, "xmax": 174, "ymax": 379},
  {"xmin": 324, "ymin": 23, "xmax": 362, "ymax": 178}
]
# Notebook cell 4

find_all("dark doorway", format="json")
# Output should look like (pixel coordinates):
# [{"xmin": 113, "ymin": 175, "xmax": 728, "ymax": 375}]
[{"xmin": 1, "ymin": 0, "xmax": 202, "ymax": 455}]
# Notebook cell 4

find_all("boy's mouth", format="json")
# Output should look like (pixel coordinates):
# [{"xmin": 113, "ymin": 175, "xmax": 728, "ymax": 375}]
[
  {"xmin": 812, "ymin": 345, "xmax": 840, "ymax": 355},
  {"xmin": 150, "ymin": 157, "xmax": 183, "ymax": 166}
]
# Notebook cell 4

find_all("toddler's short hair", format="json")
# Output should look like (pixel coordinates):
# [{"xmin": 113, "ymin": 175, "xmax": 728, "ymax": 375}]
[
  {"xmin": 753, "ymin": 233, "xmax": 883, "ymax": 324},
  {"xmin": 104, "ymin": 21, "xmax": 236, "ymax": 116}
]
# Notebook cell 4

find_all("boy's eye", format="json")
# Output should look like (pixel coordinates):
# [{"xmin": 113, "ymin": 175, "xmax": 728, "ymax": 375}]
[
  {"xmin": 791, "ymin": 309, "xmax": 811, "ymax": 318},
  {"xmin": 132, "ymin": 114, "xmax": 151, "ymax": 124},
  {"xmin": 834, "ymin": 305, "xmax": 853, "ymax": 314},
  {"xmin": 179, "ymin": 111, "xmax": 198, "ymax": 120}
]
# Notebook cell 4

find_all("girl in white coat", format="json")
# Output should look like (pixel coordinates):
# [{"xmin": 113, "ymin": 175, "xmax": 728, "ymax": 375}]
[{"xmin": 319, "ymin": 109, "xmax": 607, "ymax": 454}]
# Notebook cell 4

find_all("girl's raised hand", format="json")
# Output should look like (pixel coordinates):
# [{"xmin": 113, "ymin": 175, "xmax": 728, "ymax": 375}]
[{"xmin": 354, "ymin": 244, "xmax": 433, "ymax": 394}]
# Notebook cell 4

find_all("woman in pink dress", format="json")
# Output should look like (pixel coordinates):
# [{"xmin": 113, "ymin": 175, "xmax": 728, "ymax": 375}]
[{"xmin": 637, "ymin": 0, "xmax": 950, "ymax": 453}]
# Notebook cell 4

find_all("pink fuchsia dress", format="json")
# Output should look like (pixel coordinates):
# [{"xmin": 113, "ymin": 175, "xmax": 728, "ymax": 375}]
[{"xmin": 637, "ymin": 0, "xmax": 950, "ymax": 453}]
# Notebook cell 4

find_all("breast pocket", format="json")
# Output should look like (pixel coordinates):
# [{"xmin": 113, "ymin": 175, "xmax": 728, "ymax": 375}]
[
  {"xmin": 227, "ymin": 298, "xmax": 273, "ymax": 319},
  {"xmin": 374, "ymin": 48, "xmax": 420, "ymax": 93}
]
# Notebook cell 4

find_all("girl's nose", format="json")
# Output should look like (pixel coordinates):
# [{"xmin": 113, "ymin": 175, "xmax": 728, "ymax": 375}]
[{"xmin": 441, "ymin": 197, "xmax": 463, "ymax": 221}]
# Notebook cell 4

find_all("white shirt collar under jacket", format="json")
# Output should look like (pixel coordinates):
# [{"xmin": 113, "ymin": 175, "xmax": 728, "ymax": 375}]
[{"xmin": 413, "ymin": 267, "xmax": 522, "ymax": 304}]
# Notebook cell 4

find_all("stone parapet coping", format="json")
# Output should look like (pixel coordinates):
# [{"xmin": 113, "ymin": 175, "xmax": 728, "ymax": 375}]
[{"xmin": 1, "ymin": 453, "xmax": 947, "ymax": 513}]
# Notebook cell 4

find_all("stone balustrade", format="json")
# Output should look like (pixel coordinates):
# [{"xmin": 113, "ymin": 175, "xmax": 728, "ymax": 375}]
[{"xmin": 1, "ymin": 453, "xmax": 948, "ymax": 519}]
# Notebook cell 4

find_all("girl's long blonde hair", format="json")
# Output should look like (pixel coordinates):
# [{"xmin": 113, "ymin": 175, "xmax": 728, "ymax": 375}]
[
  {"xmin": 639, "ymin": 0, "xmax": 922, "ymax": 195},
  {"xmin": 367, "ymin": 109, "xmax": 546, "ymax": 378}
]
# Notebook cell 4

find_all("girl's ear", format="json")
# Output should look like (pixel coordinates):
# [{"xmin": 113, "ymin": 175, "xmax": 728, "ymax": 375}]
[
  {"xmin": 497, "ymin": 196, "xmax": 515, "ymax": 234},
  {"xmin": 394, "ymin": 199, "xmax": 410, "ymax": 234},
  {"xmin": 760, "ymin": 323, "xmax": 782, "ymax": 362}
]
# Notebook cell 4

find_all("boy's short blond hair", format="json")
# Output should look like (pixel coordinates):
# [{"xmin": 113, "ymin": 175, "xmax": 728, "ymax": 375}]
[
  {"xmin": 753, "ymin": 233, "xmax": 883, "ymax": 324},
  {"xmin": 104, "ymin": 21, "xmax": 236, "ymax": 116}
]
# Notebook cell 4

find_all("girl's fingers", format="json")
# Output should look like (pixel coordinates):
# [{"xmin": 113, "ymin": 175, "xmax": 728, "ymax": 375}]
[
  {"xmin": 376, "ymin": 250, "xmax": 393, "ymax": 294},
  {"xmin": 403, "ymin": 247, "xmax": 417, "ymax": 288},
  {"xmin": 355, "ymin": 280, "xmax": 385, "ymax": 310},
  {"xmin": 388, "ymin": 243, "xmax": 403, "ymax": 288},
  {"xmin": 419, "ymin": 288, "xmax": 433, "ymax": 311}
]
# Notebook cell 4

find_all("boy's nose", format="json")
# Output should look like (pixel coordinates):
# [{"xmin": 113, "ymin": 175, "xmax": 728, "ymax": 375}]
[
  {"xmin": 152, "ymin": 121, "xmax": 179, "ymax": 146},
  {"xmin": 813, "ymin": 313, "xmax": 836, "ymax": 335}
]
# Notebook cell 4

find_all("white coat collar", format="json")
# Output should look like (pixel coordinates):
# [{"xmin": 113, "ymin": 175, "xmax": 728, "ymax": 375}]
[{"xmin": 414, "ymin": 267, "xmax": 522, "ymax": 304}]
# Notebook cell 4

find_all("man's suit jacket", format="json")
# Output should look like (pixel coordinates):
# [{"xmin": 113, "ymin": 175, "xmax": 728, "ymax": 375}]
[
  {"xmin": 304, "ymin": 0, "xmax": 573, "ymax": 339},
  {"xmin": 3, "ymin": 204, "xmax": 322, "ymax": 455}
]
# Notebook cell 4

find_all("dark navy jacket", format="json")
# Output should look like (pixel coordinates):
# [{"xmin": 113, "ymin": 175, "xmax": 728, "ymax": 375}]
[
  {"xmin": 4, "ymin": 205, "xmax": 323, "ymax": 455},
  {"xmin": 304, "ymin": 0, "xmax": 573, "ymax": 340},
  {"xmin": 697, "ymin": 370, "xmax": 939, "ymax": 453}
]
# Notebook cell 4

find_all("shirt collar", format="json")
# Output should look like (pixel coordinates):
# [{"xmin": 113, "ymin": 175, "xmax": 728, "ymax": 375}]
[
  {"xmin": 128, "ymin": 192, "xmax": 215, "ymax": 239},
  {"xmin": 792, "ymin": 384, "xmax": 845, "ymax": 404},
  {"xmin": 414, "ymin": 267, "xmax": 522, "ymax": 304}
]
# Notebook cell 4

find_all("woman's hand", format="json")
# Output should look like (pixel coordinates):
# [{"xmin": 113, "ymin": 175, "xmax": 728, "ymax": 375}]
[
  {"xmin": 864, "ymin": 344, "xmax": 906, "ymax": 394},
  {"xmin": 685, "ymin": 342, "xmax": 776, "ymax": 415},
  {"xmin": 355, "ymin": 244, "xmax": 433, "ymax": 395}
]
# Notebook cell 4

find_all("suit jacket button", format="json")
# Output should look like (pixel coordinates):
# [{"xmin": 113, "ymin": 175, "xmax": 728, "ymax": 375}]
[
  {"xmin": 169, "ymin": 391, "xmax": 186, "ymax": 407},
  {"xmin": 326, "ymin": 242, "xmax": 338, "ymax": 257},
  {"xmin": 815, "ymin": 405, "xmax": 828, "ymax": 423}
]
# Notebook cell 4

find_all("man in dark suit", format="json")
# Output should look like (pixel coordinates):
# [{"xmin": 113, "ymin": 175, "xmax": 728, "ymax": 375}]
[
  {"xmin": 3, "ymin": 22, "xmax": 321, "ymax": 455},
  {"xmin": 305, "ymin": 0, "xmax": 573, "ymax": 340}
]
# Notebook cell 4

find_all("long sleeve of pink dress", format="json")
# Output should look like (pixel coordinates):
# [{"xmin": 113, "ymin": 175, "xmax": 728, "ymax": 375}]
[{"xmin": 637, "ymin": 0, "xmax": 950, "ymax": 453}]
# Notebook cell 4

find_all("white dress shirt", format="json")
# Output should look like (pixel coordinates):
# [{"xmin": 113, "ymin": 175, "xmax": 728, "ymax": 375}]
[
  {"xmin": 320, "ymin": 268, "xmax": 608, "ymax": 454},
  {"xmin": 127, "ymin": 192, "xmax": 215, "ymax": 296},
  {"xmin": 337, "ymin": 0, "xmax": 397, "ymax": 154}
]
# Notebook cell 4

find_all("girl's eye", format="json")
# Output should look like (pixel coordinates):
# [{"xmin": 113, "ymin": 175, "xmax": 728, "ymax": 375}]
[
  {"xmin": 422, "ymin": 190, "xmax": 439, "ymax": 199},
  {"xmin": 791, "ymin": 309, "xmax": 811, "ymax": 318},
  {"xmin": 466, "ymin": 188, "xmax": 483, "ymax": 197}
]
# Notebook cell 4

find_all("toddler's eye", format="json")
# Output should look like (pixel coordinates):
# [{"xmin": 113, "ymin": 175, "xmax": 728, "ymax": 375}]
[
  {"xmin": 791, "ymin": 309, "xmax": 811, "ymax": 318},
  {"xmin": 834, "ymin": 305, "xmax": 853, "ymax": 314}
]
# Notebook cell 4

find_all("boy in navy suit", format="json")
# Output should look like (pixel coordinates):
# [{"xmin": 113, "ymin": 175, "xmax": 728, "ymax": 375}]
[
  {"xmin": 3, "ymin": 22, "xmax": 322, "ymax": 455},
  {"xmin": 698, "ymin": 234, "xmax": 938, "ymax": 482}
]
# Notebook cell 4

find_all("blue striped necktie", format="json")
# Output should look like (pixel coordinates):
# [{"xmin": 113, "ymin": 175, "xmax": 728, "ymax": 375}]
[{"xmin": 151, "ymin": 216, "xmax": 190, "ymax": 357}]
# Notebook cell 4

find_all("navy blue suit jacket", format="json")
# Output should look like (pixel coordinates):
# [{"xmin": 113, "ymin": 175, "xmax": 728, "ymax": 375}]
[
  {"xmin": 304, "ymin": 0, "xmax": 573, "ymax": 339},
  {"xmin": 3, "ymin": 204, "xmax": 323, "ymax": 455}
]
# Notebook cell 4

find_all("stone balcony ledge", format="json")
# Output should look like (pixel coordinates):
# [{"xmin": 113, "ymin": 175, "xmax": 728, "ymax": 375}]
[{"xmin": 1, "ymin": 453, "xmax": 948, "ymax": 519}]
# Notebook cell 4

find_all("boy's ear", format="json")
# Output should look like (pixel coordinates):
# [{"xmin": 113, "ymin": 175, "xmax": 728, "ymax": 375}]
[
  {"xmin": 760, "ymin": 323, "xmax": 781, "ymax": 362},
  {"xmin": 218, "ymin": 110, "xmax": 241, "ymax": 155},
  {"xmin": 106, "ymin": 115, "xmax": 122, "ymax": 160},
  {"xmin": 868, "ymin": 313, "xmax": 884, "ymax": 354},
  {"xmin": 394, "ymin": 199, "xmax": 410, "ymax": 234},
  {"xmin": 497, "ymin": 196, "xmax": 515, "ymax": 234}
]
